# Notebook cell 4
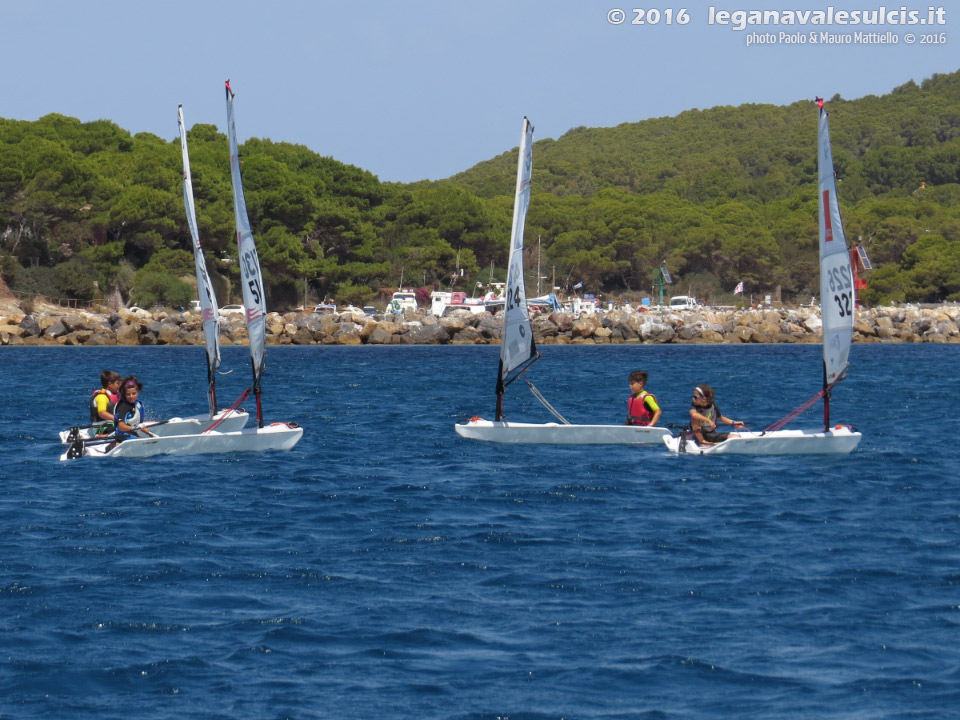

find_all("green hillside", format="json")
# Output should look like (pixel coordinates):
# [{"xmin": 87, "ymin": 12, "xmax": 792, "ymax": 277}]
[
  {"xmin": 2, "ymin": 69, "xmax": 959, "ymax": 309},
  {"xmin": 451, "ymin": 70, "xmax": 960, "ymax": 304}
]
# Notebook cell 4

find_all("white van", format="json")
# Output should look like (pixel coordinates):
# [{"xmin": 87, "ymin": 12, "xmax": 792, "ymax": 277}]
[{"xmin": 669, "ymin": 295, "xmax": 698, "ymax": 310}]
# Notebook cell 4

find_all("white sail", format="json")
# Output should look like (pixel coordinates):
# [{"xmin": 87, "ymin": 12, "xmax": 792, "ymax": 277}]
[
  {"xmin": 817, "ymin": 104, "xmax": 854, "ymax": 387},
  {"xmin": 499, "ymin": 117, "xmax": 536, "ymax": 380},
  {"xmin": 225, "ymin": 80, "xmax": 267, "ymax": 423},
  {"xmin": 178, "ymin": 105, "xmax": 221, "ymax": 418}
]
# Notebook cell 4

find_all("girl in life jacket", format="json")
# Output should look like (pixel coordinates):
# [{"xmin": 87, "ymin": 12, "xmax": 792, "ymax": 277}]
[
  {"xmin": 625, "ymin": 370, "xmax": 661, "ymax": 426},
  {"xmin": 111, "ymin": 376, "xmax": 156, "ymax": 444},
  {"xmin": 689, "ymin": 384, "xmax": 744, "ymax": 445}
]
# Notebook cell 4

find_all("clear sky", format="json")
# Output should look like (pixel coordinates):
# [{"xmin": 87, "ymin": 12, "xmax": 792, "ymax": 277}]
[{"xmin": 2, "ymin": 0, "xmax": 955, "ymax": 183}]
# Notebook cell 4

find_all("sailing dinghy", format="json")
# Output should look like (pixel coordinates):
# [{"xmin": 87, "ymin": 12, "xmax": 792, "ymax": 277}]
[
  {"xmin": 60, "ymin": 86, "xmax": 302, "ymax": 460},
  {"xmin": 59, "ymin": 106, "xmax": 250, "ymax": 446},
  {"xmin": 664, "ymin": 99, "xmax": 862, "ymax": 455},
  {"xmin": 454, "ymin": 117, "xmax": 670, "ymax": 445}
]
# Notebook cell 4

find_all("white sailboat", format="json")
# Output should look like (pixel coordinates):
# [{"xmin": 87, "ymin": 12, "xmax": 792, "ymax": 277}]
[
  {"xmin": 455, "ymin": 117, "xmax": 669, "ymax": 445},
  {"xmin": 179, "ymin": 103, "xmax": 250, "ymax": 433},
  {"xmin": 59, "ymin": 106, "xmax": 251, "ymax": 446},
  {"xmin": 60, "ymin": 85, "xmax": 302, "ymax": 460},
  {"xmin": 664, "ymin": 99, "xmax": 862, "ymax": 455}
]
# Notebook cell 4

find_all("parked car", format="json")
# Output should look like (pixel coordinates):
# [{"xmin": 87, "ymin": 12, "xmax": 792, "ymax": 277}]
[
  {"xmin": 219, "ymin": 304, "xmax": 245, "ymax": 317},
  {"xmin": 669, "ymin": 295, "xmax": 698, "ymax": 310}
]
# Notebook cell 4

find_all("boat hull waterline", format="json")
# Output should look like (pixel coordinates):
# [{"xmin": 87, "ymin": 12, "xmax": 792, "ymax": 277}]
[
  {"xmin": 663, "ymin": 426, "xmax": 862, "ymax": 455},
  {"xmin": 455, "ymin": 419, "xmax": 671, "ymax": 445},
  {"xmin": 60, "ymin": 424, "xmax": 303, "ymax": 461},
  {"xmin": 59, "ymin": 410, "xmax": 250, "ymax": 443}
]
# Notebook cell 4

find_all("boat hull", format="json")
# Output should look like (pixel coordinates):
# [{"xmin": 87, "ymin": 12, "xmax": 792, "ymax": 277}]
[
  {"xmin": 59, "ymin": 410, "xmax": 250, "ymax": 443},
  {"xmin": 61, "ymin": 423, "xmax": 302, "ymax": 460},
  {"xmin": 455, "ymin": 419, "xmax": 670, "ymax": 445},
  {"xmin": 663, "ymin": 427, "xmax": 861, "ymax": 455}
]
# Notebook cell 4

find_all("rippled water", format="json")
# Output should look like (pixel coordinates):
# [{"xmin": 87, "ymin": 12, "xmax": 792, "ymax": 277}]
[{"xmin": 2, "ymin": 343, "xmax": 958, "ymax": 719}]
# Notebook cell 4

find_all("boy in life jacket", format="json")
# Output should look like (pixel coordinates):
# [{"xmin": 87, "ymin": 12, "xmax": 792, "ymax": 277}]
[
  {"xmin": 90, "ymin": 370, "xmax": 122, "ymax": 437},
  {"xmin": 626, "ymin": 370, "xmax": 661, "ymax": 426}
]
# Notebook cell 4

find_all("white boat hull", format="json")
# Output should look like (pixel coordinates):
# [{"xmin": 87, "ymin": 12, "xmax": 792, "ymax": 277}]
[
  {"xmin": 663, "ymin": 426, "xmax": 861, "ymax": 455},
  {"xmin": 59, "ymin": 410, "xmax": 250, "ymax": 443},
  {"xmin": 455, "ymin": 419, "xmax": 671, "ymax": 445},
  {"xmin": 61, "ymin": 423, "xmax": 302, "ymax": 460}
]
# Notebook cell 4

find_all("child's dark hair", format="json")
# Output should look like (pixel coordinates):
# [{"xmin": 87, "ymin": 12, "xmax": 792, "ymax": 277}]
[
  {"xmin": 100, "ymin": 370, "xmax": 121, "ymax": 388},
  {"xmin": 628, "ymin": 370, "xmax": 648, "ymax": 384},
  {"xmin": 120, "ymin": 375, "xmax": 143, "ymax": 392},
  {"xmin": 693, "ymin": 384, "xmax": 714, "ymax": 402}
]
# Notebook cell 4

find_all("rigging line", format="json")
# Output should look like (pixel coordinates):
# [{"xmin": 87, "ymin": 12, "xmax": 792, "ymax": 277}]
[
  {"xmin": 501, "ymin": 352, "xmax": 542, "ymax": 391},
  {"xmin": 202, "ymin": 387, "xmax": 250, "ymax": 434},
  {"xmin": 525, "ymin": 379, "xmax": 571, "ymax": 425},
  {"xmin": 763, "ymin": 378, "xmax": 841, "ymax": 433}
]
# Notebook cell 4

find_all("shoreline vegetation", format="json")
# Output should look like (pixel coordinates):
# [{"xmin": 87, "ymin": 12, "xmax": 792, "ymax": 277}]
[{"xmin": 3, "ymin": 299, "xmax": 959, "ymax": 347}]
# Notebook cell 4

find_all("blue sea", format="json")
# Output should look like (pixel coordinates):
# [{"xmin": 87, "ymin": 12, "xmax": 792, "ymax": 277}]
[{"xmin": 2, "ymin": 343, "xmax": 958, "ymax": 719}]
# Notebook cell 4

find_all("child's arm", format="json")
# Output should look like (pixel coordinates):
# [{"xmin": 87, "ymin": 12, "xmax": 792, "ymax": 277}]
[
  {"xmin": 646, "ymin": 397, "xmax": 662, "ymax": 426},
  {"xmin": 689, "ymin": 408, "xmax": 712, "ymax": 427}
]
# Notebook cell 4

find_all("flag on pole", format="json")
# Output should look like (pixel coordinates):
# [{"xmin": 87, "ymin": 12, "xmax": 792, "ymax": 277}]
[
  {"xmin": 734, "ymin": 281, "xmax": 744, "ymax": 294},
  {"xmin": 573, "ymin": 281, "xmax": 583, "ymax": 289}
]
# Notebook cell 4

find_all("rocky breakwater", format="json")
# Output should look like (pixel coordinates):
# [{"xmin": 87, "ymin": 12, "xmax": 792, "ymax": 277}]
[{"xmin": 2, "ymin": 304, "xmax": 959, "ymax": 347}]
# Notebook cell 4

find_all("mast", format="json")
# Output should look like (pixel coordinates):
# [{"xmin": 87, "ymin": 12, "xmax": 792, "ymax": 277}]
[
  {"xmin": 817, "ymin": 97, "xmax": 855, "ymax": 430},
  {"xmin": 496, "ymin": 116, "xmax": 537, "ymax": 421},
  {"xmin": 179, "ymin": 105, "xmax": 221, "ymax": 418},
  {"xmin": 226, "ymin": 80, "xmax": 268, "ymax": 428}
]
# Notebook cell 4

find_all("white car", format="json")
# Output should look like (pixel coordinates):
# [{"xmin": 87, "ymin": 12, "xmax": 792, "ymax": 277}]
[
  {"xmin": 669, "ymin": 295, "xmax": 698, "ymax": 310},
  {"xmin": 219, "ymin": 304, "xmax": 245, "ymax": 317}
]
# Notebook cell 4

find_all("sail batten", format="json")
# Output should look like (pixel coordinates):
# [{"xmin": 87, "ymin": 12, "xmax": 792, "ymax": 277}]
[
  {"xmin": 178, "ymin": 105, "xmax": 221, "ymax": 418},
  {"xmin": 817, "ymin": 104, "xmax": 854, "ymax": 391},
  {"xmin": 499, "ymin": 117, "xmax": 536, "ymax": 388},
  {"xmin": 225, "ymin": 81, "xmax": 268, "ymax": 427}
]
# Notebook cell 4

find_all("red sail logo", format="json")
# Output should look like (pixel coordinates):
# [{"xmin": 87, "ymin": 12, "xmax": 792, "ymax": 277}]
[{"xmin": 822, "ymin": 190, "xmax": 834, "ymax": 242}]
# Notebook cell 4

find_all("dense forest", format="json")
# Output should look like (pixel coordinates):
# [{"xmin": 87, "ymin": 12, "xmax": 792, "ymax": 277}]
[{"xmin": 2, "ymin": 69, "xmax": 960, "ymax": 310}]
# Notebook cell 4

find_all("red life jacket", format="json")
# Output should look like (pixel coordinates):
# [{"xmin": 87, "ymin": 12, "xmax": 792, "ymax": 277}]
[{"xmin": 626, "ymin": 391, "xmax": 656, "ymax": 425}]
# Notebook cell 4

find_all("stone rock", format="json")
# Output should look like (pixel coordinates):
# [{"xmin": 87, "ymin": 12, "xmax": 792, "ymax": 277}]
[
  {"xmin": 571, "ymin": 318, "xmax": 599, "ymax": 338},
  {"xmin": 758, "ymin": 320, "xmax": 781, "ymax": 336},
  {"xmin": 291, "ymin": 327, "xmax": 314, "ymax": 345},
  {"xmin": 640, "ymin": 321, "xmax": 674, "ymax": 343},
  {"xmin": 87, "ymin": 330, "xmax": 116, "ymax": 346},
  {"xmin": 451, "ymin": 327, "xmax": 483, "ymax": 344},
  {"xmin": 158, "ymin": 322, "xmax": 181, "ymax": 344},
  {"xmin": 531, "ymin": 315, "xmax": 558, "ymax": 338},
  {"xmin": 19, "ymin": 315, "xmax": 41, "ymax": 337},
  {"xmin": 60, "ymin": 314, "xmax": 88, "ymax": 332},
  {"xmin": 266, "ymin": 315, "xmax": 285, "ymax": 336},
  {"xmin": 476, "ymin": 314, "xmax": 502, "ymax": 340},
  {"xmin": 336, "ymin": 331, "xmax": 363, "ymax": 345},
  {"xmin": 116, "ymin": 323, "xmax": 141, "ymax": 345},
  {"xmin": 45, "ymin": 320, "xmax": 69, "ymax": 338},
  {"xmin": 732, "ymin": 325, "xmax": 756, "ymax": 342},
  {"xmin": 402, "ymin": 323, "xmax": 450, "ymax": 344},
  {"xmin": 439, "ymin": 315, "xmax": 466, "ymax": 333},
  {"xmin": 367, "ymin": 327, "xmax": 394, "ymax": 345},
  {"xmin": 549, "ymin": 312, "xmax": 573, "ymax": 332}
]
